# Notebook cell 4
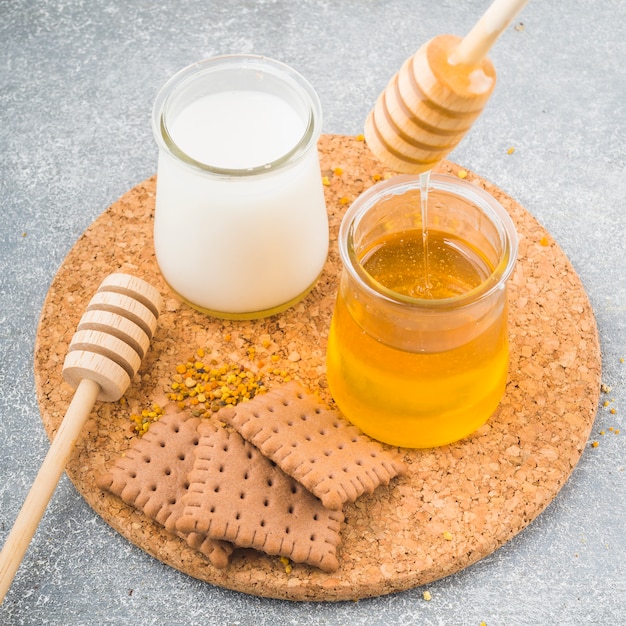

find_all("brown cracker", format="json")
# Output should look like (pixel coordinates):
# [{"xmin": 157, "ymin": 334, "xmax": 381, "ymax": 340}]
[
  {"xmin": 177, "ymin": 421, "xmax": 344, "ymax": 572},
  {"xmin": 96, "ymin": 409, "xmax": 233, "ymax": 568},
  {"xmin": 217, "ymin": 381, "xmax": 407, "ymax": 510}
]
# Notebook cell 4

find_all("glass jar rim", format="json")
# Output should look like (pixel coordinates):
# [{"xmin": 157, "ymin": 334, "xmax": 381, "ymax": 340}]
[
  {"xmin": 152, "ymin": 54, "xmax": 322, "ymax": 177},
  {"xmin": 340, "ymin": 173, "xmax": 519, "ymax": 310}
]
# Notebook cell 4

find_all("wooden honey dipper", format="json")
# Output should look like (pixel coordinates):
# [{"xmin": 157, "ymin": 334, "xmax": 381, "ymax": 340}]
[
  {"xmin": 0, "ymin": 273, "xmax": 163, "ymax": 604},
  {"xmin": 364, "ymin": 0, "xmax": 529, "ymax": 174}
]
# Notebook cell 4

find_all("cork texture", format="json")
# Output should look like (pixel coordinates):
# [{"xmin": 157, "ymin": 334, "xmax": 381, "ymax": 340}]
[{"xmin": 33, "ymin": 134, "xmax": 601, "ymax": 602}]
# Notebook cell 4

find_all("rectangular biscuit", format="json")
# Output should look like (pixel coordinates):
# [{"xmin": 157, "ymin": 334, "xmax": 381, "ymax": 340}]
[
  {"xmin": 216, "ymin": 381, "xmax": 407, "ymax": 510},
  {"xmin": 96, "ymin": 408, "xmax": 233, "ymax": 569},
  {"xmin": 176, "ymin": 421, "xmax": 344, "ymax": 573}
]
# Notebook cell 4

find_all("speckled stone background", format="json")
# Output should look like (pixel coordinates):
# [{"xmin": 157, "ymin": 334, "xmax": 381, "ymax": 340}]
[{"xmin": 1, "ymin": 1, "xmax": 625, "ymax": 625}]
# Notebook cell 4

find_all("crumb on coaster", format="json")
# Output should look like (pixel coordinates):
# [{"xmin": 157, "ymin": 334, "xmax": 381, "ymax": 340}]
[
  {"xmin": 217, "ymin": 381, "xmax": 407, "ymax": 510},
  {"xmin": 177, "ymin": 421, "xmax": 344, "ymax": 573},
  {"xmin": 95, "ymin": 409, "xmax": 233, "ymax": 569}
]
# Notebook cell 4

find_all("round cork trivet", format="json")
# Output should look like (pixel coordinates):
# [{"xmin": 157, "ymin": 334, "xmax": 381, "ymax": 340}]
[{"xmin": 34, "ymin": 134, "xmax": 601, "ymax": 602}]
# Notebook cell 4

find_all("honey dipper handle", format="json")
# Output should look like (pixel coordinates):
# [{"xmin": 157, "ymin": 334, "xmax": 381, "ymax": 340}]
[
  {"xmin": 451, "ymin": 0, "xmax": 529, "ymax": 65},
  {"xmin": 0, "ymin": 378, "xmax": 101, "ymax": 604}
]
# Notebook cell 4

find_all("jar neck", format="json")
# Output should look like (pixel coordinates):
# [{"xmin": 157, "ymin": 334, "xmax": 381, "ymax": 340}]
[
  {"xmin": 152, "ymin": 54, "xmax": 322, "ymax": 178},
  {"xmin": 339, "ymin": 268, "xmax": 509, "ymax": 353},
  {"xmin": 338, "ymin": 173, "xmax": 518, "ymax": 353}
]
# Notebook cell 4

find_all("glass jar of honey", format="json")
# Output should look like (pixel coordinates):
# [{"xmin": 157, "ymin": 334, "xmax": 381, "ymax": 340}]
[{"xmin": 326, "ymin": 174, "xmax": 518, "ymax": 448}]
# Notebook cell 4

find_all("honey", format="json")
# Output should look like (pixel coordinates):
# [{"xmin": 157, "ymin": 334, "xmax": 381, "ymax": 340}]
[
  {"xmin": 327, "ymin": 229, "xmax": 508, "ymax": 448},
  {"xmin": 325, "ymin": 174, "xmax": 517, "ymax": 449},
  {"xmin": 361, "ymin": 228, "xmax": 491, "ymax": 299}
]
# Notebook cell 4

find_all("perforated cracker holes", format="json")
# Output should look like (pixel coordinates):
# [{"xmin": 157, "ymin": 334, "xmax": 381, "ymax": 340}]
[
  {"xmin": 178, "ymin": 422, "xmax": 344, "ymax": 572},
  {"xmin": 96, "ymin": 410, "xmax": 233, "ymax": 568},
  {"xmin": 218, "ymin": 381, "xmax": 407, "ymax": 510}
]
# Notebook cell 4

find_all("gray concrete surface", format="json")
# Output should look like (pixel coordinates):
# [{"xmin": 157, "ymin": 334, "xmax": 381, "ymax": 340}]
[{"xmin": 1, "ymin": 1, "xmax": 625, "ymax": 624}]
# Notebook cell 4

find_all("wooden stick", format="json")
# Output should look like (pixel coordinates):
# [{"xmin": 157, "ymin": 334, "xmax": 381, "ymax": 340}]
[
  {"xmin": 0, "ymin": 378, "xmax": 101, "ymax": 603},
  {"xmin": 450, "ymin": 0, "xmax": 529, "ymax": 66},
  {"xmin": 364, "ymin": 0, "xmax": 529, "ymax": 173},
  {"xmin": 0, "ymin": 273, "xmax": 162, "ymax": 605}
]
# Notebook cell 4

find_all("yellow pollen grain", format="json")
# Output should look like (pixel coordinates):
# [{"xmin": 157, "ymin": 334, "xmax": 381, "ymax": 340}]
[{"xmin": 134, "ymin": 350, "xmax": 266, "ymax": 433}]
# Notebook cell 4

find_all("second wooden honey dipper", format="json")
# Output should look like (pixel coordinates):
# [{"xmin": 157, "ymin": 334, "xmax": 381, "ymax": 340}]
[
  {"xmin": 0, "ymin": 273, "xmax": 163, "ymax": 604},
  {"xmin": 364, "ymin": 0, "xmax": 529, "ymax": 174}
]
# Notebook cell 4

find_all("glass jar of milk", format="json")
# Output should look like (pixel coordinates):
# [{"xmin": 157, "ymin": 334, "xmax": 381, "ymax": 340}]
[{"xmin": 152, "ymin": 55, "xmax": 328, "ymax": 319}]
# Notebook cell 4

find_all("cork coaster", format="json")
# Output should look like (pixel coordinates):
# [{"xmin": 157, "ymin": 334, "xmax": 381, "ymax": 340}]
[{"xmin": 33, "ymin": 134, "xmax": 601, "ymax": 602}]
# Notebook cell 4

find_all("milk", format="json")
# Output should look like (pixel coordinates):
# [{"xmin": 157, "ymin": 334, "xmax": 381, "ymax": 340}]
[
  {"xmin": 152, "ymin": 58, "xmax": 328, "ymax": 318},
  {"xmin": 171, "ymin": 91, "xmax": 304, "ymax": 169}
]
